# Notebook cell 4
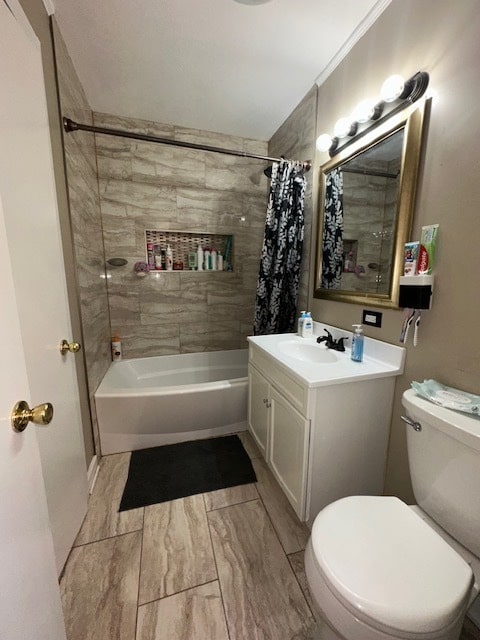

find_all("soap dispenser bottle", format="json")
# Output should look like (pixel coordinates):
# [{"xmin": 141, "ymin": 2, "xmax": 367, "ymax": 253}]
[{"xmin": 351, "ymin": 324, "xmax": 364, "ymax": 362}]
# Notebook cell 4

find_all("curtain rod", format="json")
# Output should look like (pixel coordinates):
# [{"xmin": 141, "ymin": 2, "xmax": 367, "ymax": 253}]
[{"xmin": 63, "ymin": 117, "xmax": 312, "ymax": 172}]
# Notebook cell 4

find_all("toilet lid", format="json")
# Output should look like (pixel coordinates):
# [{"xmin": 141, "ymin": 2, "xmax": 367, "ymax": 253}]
[{"xmin": 311, "ymin": 496, "xmax": 473, "ymax": 634}]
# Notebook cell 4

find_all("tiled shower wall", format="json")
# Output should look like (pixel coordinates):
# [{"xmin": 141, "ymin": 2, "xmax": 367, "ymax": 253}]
[
  {"xmin": 94, "ymin": 112, "xmax": 269, "ymax": 358},
  {"xmin": 268, "ymin": 86, "xmax": 318, "ymax": 313},
  {"xmin": 341, "ymin": 167, "xmax": 398, "ymax": 293},
  {"xmin": 53, "ymin": 21, "xmax": 110, "ymax": 454}
]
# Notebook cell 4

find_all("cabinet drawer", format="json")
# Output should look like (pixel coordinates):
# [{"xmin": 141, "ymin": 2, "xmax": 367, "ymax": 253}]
[{"xmin": 249, "ymin": 345, "xmax": 307, "ymax": 415}]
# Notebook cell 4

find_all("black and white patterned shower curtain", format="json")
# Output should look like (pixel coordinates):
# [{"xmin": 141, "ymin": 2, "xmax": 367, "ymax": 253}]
[
  {"xmin": 254, "ymin": 160, "xmax": 306, "ymax": 335},
  {"xmin": 321, "ymin": 167, "xmax": 344, "ymax": 289}
]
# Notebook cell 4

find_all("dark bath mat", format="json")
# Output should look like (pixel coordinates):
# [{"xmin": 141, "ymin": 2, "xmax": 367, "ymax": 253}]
[{"xmin": 119, "ymin": 435, "xmax": 256, "ymax": 511}]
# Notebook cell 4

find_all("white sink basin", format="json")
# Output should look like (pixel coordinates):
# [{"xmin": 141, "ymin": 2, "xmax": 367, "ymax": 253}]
[
  {"xmin": 248, "ymin": 327, "xmax": 405, "ymax": 388},
  {"xmin": 279, "ymin": 341, "xmax": 339, "ymax": 363}
]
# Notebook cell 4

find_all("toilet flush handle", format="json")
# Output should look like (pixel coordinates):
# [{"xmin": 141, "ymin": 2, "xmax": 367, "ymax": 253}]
[{"xmin": 401, "ymin": 415, "xmax": 422, "ymax": 432}]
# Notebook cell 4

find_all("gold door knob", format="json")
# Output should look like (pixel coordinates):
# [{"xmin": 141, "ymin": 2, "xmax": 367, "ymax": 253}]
[
  {"xmin": 11, "ymin": 400, "xmax": 54, "ymax": 432},
  {"xmin": 60, "ymin": 339, "xmax": 81, "ymax": 356}
]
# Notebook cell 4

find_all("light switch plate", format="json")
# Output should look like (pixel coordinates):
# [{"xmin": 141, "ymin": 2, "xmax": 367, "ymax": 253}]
[{"xmin": 362, "ymin": 310, "xmax": 382, "ymax": 327}]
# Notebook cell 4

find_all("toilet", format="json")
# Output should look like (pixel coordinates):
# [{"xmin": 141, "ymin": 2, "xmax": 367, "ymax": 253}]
[{"xmin": 305, "ymin": 388, "xmax": 480, "ymax": 640}]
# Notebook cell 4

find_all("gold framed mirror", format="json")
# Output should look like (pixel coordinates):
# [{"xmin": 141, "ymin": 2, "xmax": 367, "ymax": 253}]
[{"xmin": 313, "ymin": 99, "xmax": 429, "ymax": 308}]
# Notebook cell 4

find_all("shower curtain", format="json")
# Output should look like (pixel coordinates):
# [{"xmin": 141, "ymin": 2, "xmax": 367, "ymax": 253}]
[
  {"xmin": 321, "ymin": 167, "xmax": 344, "ymax": 289},
  {"xmin": 254, "ymin": 160, "xmax": 306, "ymax": 335}
]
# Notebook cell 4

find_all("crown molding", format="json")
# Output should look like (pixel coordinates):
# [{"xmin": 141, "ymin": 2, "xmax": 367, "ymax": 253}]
[
  {"xmin": 42, "ymin": 0, "xmax": 55, "ymax": 15},
  {"xmin": 315, "ymin": 0, "xmax": 392, "ymax": 87}
]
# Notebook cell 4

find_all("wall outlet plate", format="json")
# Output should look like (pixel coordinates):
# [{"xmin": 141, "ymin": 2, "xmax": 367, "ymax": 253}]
[{"xmin": 362, "ymin": 310, "xmax": 382, "ymax": 327}]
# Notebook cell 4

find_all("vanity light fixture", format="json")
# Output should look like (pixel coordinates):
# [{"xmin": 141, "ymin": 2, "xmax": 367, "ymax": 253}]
[
  {"xmin": 352, "ymin": 98, "xmax": 382, "ymax": 124},
  {"xmin": 333, "ymin": 117, "xmax": 357, "ymax": 139},
  {"xmin": 316, "ymin": 70, "xmax": 429, "ymax": 157},
  {"xmin": 316, "ymin": 133, "xmax": 333, "ymax": 152},
  {"xmin": 380, "ymin": 74, "xmax": 407, "ymax": 102}
]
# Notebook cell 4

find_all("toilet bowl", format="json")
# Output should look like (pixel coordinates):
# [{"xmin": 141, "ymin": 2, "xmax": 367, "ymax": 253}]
[
  {"xmin": 305, "ymin": 389, "xmax": 480, "ymax": 640},
  {"xmin": 305, "ymin": 496, "xmax": 472, "ymax": 640}
]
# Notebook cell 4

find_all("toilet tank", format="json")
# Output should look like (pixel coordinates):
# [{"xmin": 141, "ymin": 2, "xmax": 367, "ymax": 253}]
[{"xmin": 402, "ymin": 388, "xmax": 480, "ymax": 558}]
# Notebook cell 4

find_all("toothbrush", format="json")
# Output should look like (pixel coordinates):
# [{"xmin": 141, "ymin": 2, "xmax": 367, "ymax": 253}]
[
  {"xmin": 400, "ymin": 309, "xmax": 410, "ymax": 343},
  {"xmin": 413, "ymin": 310, "xmax": 421, "ymax": 347},
  {"xmin": 403, "ymin": 309, "xmax": 416, "ymax": 344},
  {"xmin": 400, "ymin": 309, "xmax": 415, "ymax": 343}
]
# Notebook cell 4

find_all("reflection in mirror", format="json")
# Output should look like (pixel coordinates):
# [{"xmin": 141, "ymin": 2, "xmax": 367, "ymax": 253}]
[
  {"xmin": 321, "ymin": 129, "xmax": 403, "ymax": 293},
  {"xmin": 314, "ymin": 100, "xmax": 428, "ymax": 309}
]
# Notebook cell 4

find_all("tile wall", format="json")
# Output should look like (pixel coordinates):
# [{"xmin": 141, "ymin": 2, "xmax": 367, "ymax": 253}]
[
  {"xmin": 53, "ymin": 21, "xmax": 111, "ymax": 454},
  {"xmin": 341, "ymin": 167, "xmax": 397, "ymax": 293},
  {"xmin": 94, "ymin": 112, "xmax": 270, "ymax": 359}
]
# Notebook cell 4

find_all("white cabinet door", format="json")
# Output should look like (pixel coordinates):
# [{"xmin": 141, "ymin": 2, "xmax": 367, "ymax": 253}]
[
  {"xmin": 269, "ymin": 387, "xmax": 310, "ymax": 519},
  {"xmin": 248, "ymin": 365, "xmax": 270, "ymax": 457}
]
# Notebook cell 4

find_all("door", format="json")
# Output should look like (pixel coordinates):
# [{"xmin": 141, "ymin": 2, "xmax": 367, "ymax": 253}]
[
  {"xmin": 0, "ymin": 0, "xmax": 88, "ymax": 572},
  {"xmin": 0, "ymin": 193, "xmax": 66, "ymax": 638},
  {"xmin": 269, "ymin": 387, "xmax": 310, "ymax": 519},
  {"xmin": 248, "ymin": 365, "xmax": 270, "ymax": 457}
]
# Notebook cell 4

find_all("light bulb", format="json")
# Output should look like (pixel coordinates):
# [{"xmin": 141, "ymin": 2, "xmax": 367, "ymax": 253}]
[
  {"xmin": 353, "ymin": 99, "xmax": 377, "ymax": 123},
  {"xmin": 333, "ymin": 117, "xmax": 353, "ymax": 139},
  {"xmin": 381, "ymin": 75, "xmax": 405, "ymax": 102},
  {"xmin": 316, "ymin": 134, "xmax": 332, "ymax": 152}
]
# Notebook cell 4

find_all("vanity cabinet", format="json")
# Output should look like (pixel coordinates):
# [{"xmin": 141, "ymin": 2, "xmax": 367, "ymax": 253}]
[
  {"xmin": 268, "ymin": 387, "xmax": 309, "ymax": 517},
  {"xmin": 248, "ymin": 337, "xmax": 401, "ymax": 525},
  {"xmin": 248, "ymin": 346, "xmax": 310, "ymax": 519},
  {"xmin": 247, "ymin": 365, "xmax": 270, "ymax": 457}
]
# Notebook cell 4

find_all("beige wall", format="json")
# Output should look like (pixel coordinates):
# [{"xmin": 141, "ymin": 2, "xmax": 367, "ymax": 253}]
[
  {"xmin": 52, "ymin": 20, "xmax": 111, "ymax": 456},
  {"xmin": 307, "ymin": 0, "xmax": 480, "ymax": 500},
  {"xmin": 94, "ymin": 112, "xmax": 269, "ymax": 358},
  {"xmin": 18, "ymin": 0, "xmax": 95, "ymax": 464}
]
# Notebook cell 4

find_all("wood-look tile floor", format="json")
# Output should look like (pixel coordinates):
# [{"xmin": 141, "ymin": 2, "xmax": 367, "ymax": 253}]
[{"xmin": 60, "ymin": 431, "xmax": 480, "ymax": 640}]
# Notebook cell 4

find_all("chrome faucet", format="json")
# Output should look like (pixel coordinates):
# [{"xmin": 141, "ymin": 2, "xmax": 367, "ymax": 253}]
[{"xmin": 316, "ymin": 329, "xmax": 347, "ymax": 352}]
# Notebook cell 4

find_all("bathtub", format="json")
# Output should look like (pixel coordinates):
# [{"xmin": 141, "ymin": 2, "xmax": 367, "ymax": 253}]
[{"xmin": 95, "ymin": 349, "xmax": 248, "ymax": 454}]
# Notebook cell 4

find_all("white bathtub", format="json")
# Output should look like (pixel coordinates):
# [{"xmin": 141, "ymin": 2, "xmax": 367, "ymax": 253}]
[{"xmin": 95, "ymin": 349, "xmax": 248, "ymax": 454}]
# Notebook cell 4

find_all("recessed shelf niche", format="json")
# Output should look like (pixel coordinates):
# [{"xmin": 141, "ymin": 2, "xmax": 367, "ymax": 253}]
[{"xmin": 145, "ymin": 230, "xmax": 234, "ymax": 271}]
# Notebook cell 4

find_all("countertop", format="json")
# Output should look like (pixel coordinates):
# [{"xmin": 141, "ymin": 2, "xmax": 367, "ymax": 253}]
[{"xmin": 247, "ymin": 323, "xmax": 405, "ymax": 388}]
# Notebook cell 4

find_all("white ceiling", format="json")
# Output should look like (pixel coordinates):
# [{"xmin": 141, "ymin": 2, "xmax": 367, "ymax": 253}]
[{"xmin": 52, "ymin": 0, "xmax": 390, "ymax": 141}]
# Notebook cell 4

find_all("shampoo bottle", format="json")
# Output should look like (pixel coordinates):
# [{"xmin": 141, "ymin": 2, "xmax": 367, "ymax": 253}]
[
  {"xmin": 351, "ymin": 324, "xmax": 364, "ymax": 362},
  {"xmin": 204, "ymin": 248, "xmax": 211, "ymax": 271},
  {"xmin": 302, "ymin": 312, "xmax": 313, "ymax": 338},
  {"xmin": 211, "ymin": 248, "xmax": 217, "ymax": 271},
  {"xmin": 111, "ymin": 335, "xmax": 122, "ymax": 361},
  {"xmin": 197, "ymin": 245, "xmax": 204, "ymax": 271},
  {"xmin": 217, "ymin": 252, "xmax": 224, "ymax": 271},
  {"xmin": 165, "ymin": 244, "xmax": 173, "ymax": 271}
]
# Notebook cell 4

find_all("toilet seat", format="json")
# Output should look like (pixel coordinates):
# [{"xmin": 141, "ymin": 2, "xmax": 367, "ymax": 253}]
[{"xmin": 310, "ymin": 495, "xmax": 473, "ymax": 636}]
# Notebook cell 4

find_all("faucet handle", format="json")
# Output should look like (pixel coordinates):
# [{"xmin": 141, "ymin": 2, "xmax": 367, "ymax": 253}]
[
  {"xmin": 335, "ymin": 337, "xmax": 347, "ymax": 352},
  {"xmin": 317, "ymin": 329, "xmax": 331, "ymax": 344}
]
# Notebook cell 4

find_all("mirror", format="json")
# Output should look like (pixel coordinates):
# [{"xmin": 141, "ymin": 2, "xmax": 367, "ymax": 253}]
[{"xmin": 314, "ymin": 100, "xmax": 428, "ymax": 308}]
